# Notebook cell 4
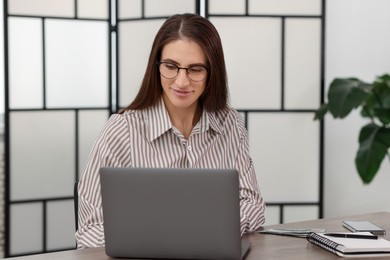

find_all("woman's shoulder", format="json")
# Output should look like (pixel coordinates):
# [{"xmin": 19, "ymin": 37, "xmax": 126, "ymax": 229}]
[
  {"xmin": 109, "ymin": 110, "xmax": 141, "ymax": 121},
  {"xmin": 106, "ymin": 113, "xmax": 128, "ymax": 125},
  {"xmin": 213, "ymin": 107, "xmax": 244, "ymax": 121},
  {"xmin": 101, "ymin": 110, "xmax": 139, "ymax": 131},
  {"xmin": 97, "ymin": 113, "xmax": 128, "ymax": 136},
  {"xmin": 105, "ymin": 110, "xmax": 147, "ymax": 129},
  {"xmin": 210, "ymin": 107, "xmax": 246, "ymax": 131}
]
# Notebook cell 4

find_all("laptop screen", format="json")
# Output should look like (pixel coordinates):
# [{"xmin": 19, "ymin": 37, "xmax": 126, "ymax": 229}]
[{"xmin": 100, "ymin": 167, "xmax": 244, "ymax": 260}]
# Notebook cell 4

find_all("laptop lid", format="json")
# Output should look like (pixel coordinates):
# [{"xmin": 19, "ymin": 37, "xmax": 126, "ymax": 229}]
[{"xmin": 100, "ymin": 167, "xmax": 248, "ymax": 260}]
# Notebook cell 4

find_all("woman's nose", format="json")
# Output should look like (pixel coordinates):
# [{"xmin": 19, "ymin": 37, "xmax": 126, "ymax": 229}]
[{"xmin": 175, "ymin": 69, "xmax": 190, "ymax": 87}]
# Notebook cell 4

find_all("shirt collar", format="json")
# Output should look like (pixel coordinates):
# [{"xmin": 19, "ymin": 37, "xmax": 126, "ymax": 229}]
[
  {"xmin": 145, "ymin": 98, "xmax": 224, "ymax": 141},
  {"xmin": 145, "ymin": 98, "xmax": 172, "ymax": 141},
  {"xmin": 207, "ymin": 111, "xmax": 224, "ymax": 135}
]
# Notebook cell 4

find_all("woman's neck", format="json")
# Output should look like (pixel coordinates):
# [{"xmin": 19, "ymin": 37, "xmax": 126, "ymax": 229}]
[{"xmin": 165, "ymin": 101, "xmax": 202, "ymax": 139}]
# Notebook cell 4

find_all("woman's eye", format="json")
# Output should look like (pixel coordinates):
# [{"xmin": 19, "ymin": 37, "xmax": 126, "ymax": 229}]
[
  {"xmin": 164, "ymin": 63, "xmax": 177, "ymax": 70},
  {"xmin": 188, "ymin": 66, "xmax": 204, "ymax": 73}
]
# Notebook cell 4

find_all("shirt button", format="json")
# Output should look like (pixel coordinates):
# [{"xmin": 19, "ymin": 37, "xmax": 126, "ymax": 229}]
[{"xmin": 187, "ymin": 145, "xmax": 192, "ymax": 151}]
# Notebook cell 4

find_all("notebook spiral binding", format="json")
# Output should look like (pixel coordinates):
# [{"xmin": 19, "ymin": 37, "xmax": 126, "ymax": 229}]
[{"xmin": 307, "ymin": 232, "xmax": 342, "ymax": 254}]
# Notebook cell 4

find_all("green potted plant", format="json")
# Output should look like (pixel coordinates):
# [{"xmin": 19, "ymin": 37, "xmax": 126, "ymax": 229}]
[{"xmin": 314, "ymin": 74, "xmax": 390, "ymax": 184}]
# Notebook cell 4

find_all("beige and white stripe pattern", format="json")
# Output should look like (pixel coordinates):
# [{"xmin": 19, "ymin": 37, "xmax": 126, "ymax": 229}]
[{"xmin": 75, "ymin": 98, "xmax": 266, "ymax": 248}]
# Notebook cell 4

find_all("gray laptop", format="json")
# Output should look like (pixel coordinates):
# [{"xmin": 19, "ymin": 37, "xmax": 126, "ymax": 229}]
[{"xmin": 100, "ymin": 167, "xmax": 251, "ymax": 260}]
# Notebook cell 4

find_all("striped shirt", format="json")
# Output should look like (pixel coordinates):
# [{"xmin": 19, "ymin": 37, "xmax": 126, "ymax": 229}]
[{"xmin": 75, "ymin": 98, "xmax": 266, "ymax": 248}]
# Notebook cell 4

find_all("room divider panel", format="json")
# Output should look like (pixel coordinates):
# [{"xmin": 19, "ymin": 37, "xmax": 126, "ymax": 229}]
[
  {"xmin": 4, "ymin": 0, "xmax": 324, "ymax": 257},
  {"xmin": 4, "ymin": 0, "xmax": 112, "ymax": 256},
  {"xmin": 207, "ymin": 0, "xmax": 325, "ymax": 225}
]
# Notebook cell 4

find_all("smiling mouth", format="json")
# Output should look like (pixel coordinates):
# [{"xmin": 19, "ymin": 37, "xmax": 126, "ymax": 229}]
[{"xmin": 173, "ymin": 89, "xmax": 191, "ymax": 96}]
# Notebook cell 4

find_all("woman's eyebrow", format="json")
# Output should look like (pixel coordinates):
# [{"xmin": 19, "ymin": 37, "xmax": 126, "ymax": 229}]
[
  {"xmin": 160, "ymin": 58, "xmax": 178, "ymax": 64},
  {"xmin": 160, "ymin": 58, "xmax": 207, "ymax": 67}
]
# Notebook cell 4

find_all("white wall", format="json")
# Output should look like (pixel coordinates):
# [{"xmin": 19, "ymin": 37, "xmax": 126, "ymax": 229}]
[{"xmin": 324, "ymin": 0, "xmax": 390, "ymax": 218}]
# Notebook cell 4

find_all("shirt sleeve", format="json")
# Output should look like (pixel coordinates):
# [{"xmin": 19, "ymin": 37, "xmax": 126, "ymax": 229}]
[
  {"xmin": 234, "ymin": 114, "xmax": 266, "ymax": 235},
  {"xmin": 75, "ymin": 114, "xmax": 131, "ymax": 248}
]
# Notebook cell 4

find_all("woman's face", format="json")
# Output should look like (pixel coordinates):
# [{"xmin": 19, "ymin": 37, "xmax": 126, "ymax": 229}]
[{"xmin": 159, "ymin": 39, "xmax": 207, "ymax": 113}]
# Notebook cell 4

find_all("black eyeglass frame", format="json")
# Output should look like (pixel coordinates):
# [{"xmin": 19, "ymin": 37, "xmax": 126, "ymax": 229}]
[{"xmin": 157, "ymin": 61, "xmax": 209, "ymax": 82}]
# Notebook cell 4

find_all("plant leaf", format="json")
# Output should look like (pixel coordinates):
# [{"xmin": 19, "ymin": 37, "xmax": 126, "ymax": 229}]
[
  {"xmin": 371, "ymin": 75, "xmax": 390, "ymax": 107},
  {"xmin": 374, "ymin": 108, "xmax": 390, "ymax": 125},
  {"xmin": 362, "ymin": 75, "xmax": 390, "ymax": 123},
  {"xmin": 314, "ymin": 103, "xmax": 329, "ymax": 120},
  {"xmin": 328, "ymin": 78, "xmax": 371, "ymax": 118},
  {"xmin": 355, "ymin": 123, "xmax": 390, "ymax": 184},
  {"xmin": 376, "ymin": 74, "xmax": 390, "ymax": 88}
]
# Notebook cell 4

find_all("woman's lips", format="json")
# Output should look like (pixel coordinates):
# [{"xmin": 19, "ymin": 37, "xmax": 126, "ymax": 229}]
[{"xmin": 173, "ymin": 89, "xmax": 191, "ymax": 97}]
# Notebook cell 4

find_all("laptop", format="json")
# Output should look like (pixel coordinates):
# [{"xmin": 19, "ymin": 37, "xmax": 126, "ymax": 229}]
[{"xmin": 100, "ymin": 167, "xmax": 251, "ymax": 260}]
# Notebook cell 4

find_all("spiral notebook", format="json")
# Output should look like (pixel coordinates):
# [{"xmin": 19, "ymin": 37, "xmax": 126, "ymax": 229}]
[{"xmin": 307, "ymin": 232, "xmax": 390, "ymax": 257}]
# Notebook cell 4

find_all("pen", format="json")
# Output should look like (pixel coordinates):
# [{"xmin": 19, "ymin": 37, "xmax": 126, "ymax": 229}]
[{"xmin": 324, "ymin": 233, "xmax": 378, "ymax": 240}]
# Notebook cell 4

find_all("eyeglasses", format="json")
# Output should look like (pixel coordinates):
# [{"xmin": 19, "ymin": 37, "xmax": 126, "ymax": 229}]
[{"xmin": 158, "ymin": 62, "xmax": 208, "ymax": 82}]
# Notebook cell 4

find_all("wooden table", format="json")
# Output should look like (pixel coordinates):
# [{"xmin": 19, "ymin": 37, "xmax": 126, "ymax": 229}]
[
  {"xmin": 246, "ymin": 211, "xmax": 390, "ymax": 260},
  {"xmin": 6, "ymin": 211, "xmax": 390, "ymax": 259}
]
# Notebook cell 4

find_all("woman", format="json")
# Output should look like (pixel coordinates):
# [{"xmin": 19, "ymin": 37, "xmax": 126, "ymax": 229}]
[{"xmin": 76, "ymin": 13, "xmax": 265, "ymax": 248}]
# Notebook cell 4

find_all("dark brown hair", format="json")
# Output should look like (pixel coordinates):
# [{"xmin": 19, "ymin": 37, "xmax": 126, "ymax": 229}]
[{"xmin": 121, "ymin": 13, "xmax": 229, "ymax": 113}]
